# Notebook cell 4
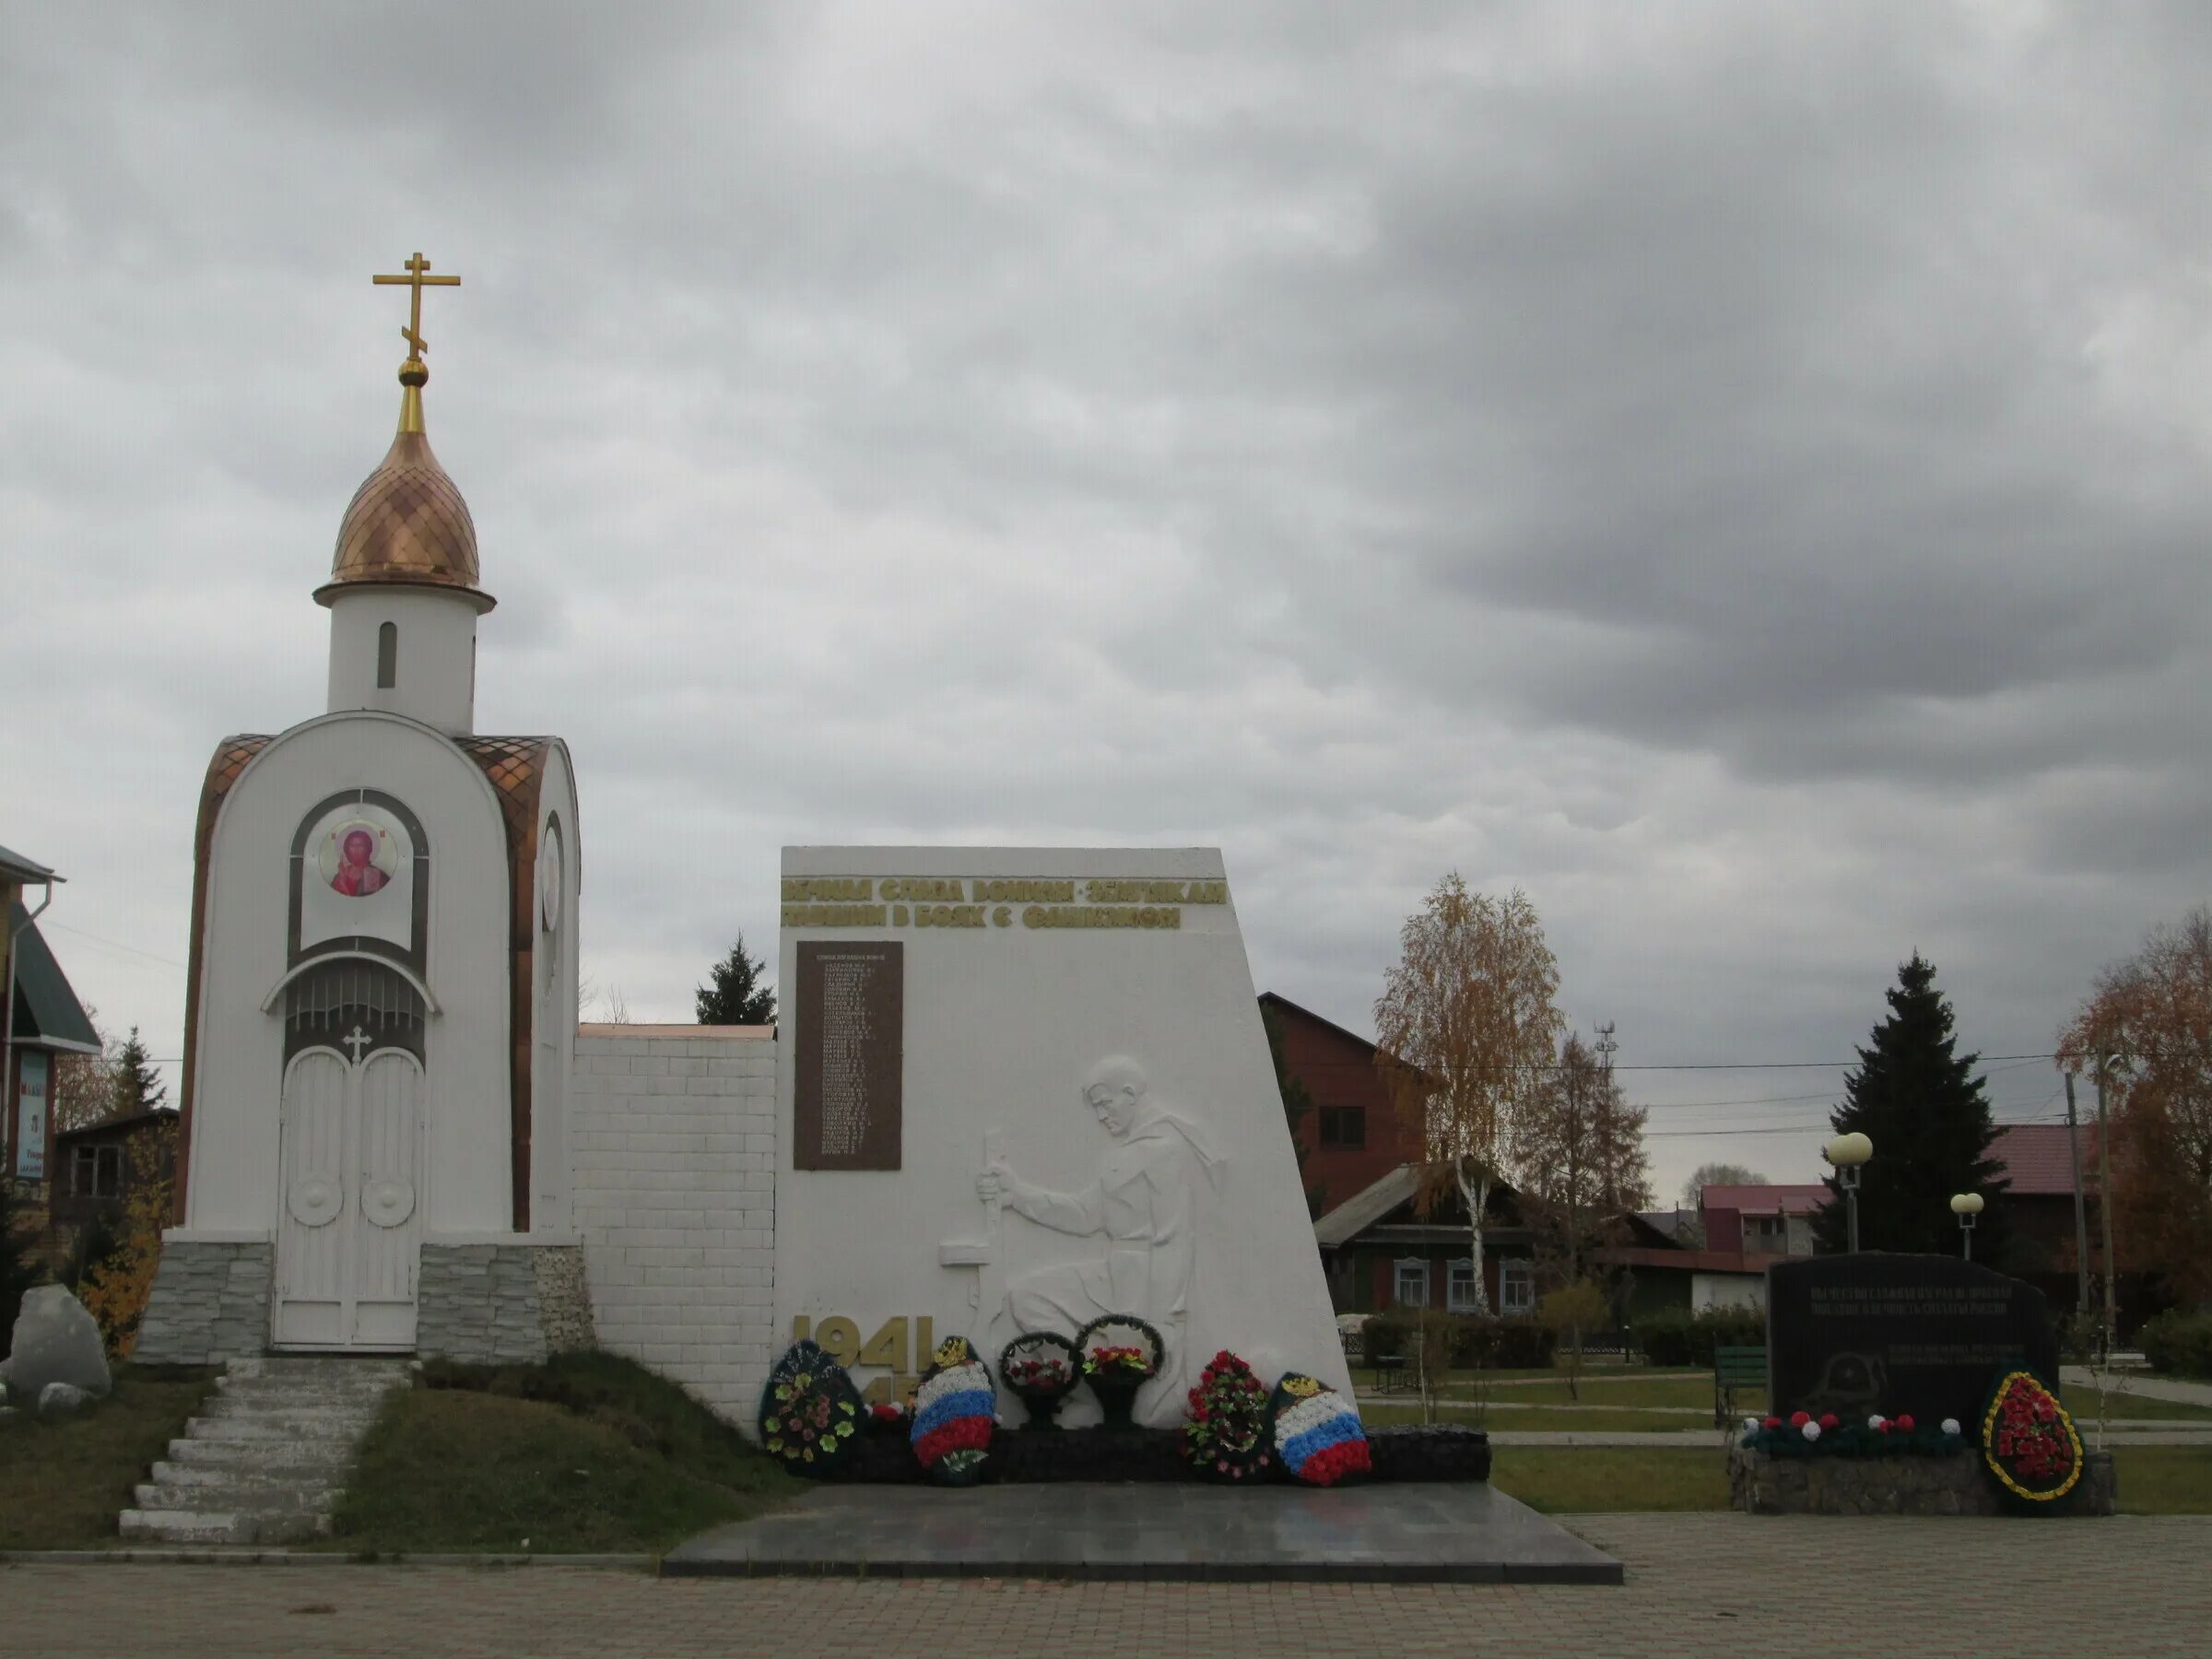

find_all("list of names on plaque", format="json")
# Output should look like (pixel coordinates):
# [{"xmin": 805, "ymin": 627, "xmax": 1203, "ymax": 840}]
[{"xmin": 794, "ymin": 940, "xmax": 902, "ymax": 1171}]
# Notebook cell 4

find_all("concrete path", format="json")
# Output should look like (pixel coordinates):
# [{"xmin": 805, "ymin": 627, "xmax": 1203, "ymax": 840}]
[
  {"xmin": 4, "ymin": 1515, "xmax": 2206, "ymax": 1656},
  {"xmin": 2064, "ymin": 1366, "xmax": 2212, "ymax": 1406}
]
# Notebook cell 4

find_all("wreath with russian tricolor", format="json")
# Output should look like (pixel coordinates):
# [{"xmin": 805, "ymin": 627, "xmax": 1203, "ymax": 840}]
[
  {"xmin": 911, "ymin": 1335, "xmax": 997, "ymax": 1485},
  {"xmin": 1269, "ymin": 1372, "xmax": 1371, "ymax": 1487}
]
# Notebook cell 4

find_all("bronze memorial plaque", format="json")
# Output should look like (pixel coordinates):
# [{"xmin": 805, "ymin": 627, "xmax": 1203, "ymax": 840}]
[{"xmin": 794, "ymin": 939, "xmax": 904, "ymax": 1171}]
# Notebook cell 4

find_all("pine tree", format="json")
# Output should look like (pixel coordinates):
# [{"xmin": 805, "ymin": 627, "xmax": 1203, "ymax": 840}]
[
  {"xmin": 112, "ymin": 1027, "xmax": 168, "ymax": 1117},
  {"xmin": 1812, "ymin": 953, "xmax": 2008, "ymax": 1260},
  {"xmin": 696, "ymin": 935, "xmax": 776, "ymax": 1026}
]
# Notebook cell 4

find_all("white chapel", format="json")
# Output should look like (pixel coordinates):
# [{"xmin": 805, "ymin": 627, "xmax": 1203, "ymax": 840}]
[{"xmin": 138, "ymin": 257, "xmax": 588, "ymax": 1362}]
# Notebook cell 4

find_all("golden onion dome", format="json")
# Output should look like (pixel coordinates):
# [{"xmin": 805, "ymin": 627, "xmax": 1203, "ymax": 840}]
[{"xmin": 315, "ymin": 357, "xmax": 494, "ymax": 612}]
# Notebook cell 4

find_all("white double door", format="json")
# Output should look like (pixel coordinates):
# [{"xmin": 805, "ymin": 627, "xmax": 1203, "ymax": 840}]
[{"xmin": 274, "ymin": 1046, "xmax": 423, "ymax": 1350}]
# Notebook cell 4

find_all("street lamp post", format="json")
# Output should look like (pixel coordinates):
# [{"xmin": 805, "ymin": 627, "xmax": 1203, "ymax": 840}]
[
  {"xmin": 1949, "ymin": 1192, "xmax": 1984, "ymax": 1262},
  {"xmin": 1825, "ymin": 1133, "xmax": 1874, "ymax": 1253}
]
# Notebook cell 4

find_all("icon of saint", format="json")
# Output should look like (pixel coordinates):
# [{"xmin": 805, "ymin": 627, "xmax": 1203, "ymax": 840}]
[{"xmin": 330, "ymin": 827, "xmax": 389, "ymax": 897}]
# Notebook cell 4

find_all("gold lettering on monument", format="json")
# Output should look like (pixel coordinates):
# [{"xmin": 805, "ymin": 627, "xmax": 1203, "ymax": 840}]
[{"xmin": 781, "ymin": 877, "xmax": 1228, "ymax": 931}]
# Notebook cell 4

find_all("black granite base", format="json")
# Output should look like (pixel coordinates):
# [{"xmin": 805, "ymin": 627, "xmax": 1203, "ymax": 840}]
[
  {"xmin": 665, "ymin": 1483, "xmax": 1618, "ymax": 1583},
  {"xmin": 820, "ymin": 1424, "xmax": 1489, "ymax": 1484}
]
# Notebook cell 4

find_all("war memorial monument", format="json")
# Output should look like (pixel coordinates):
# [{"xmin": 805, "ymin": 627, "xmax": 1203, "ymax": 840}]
[{"xmin": 116, "ymin": 253, "xmax": 1624, "ymax": 1579}]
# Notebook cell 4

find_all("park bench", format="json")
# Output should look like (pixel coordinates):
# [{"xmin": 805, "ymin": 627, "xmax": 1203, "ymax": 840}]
[
  {"xmin": 1713, "ymin": 1344, "xmax": 1768, "ymax": 1426},
  {"xmin": 1371, "ymin": 1354, "xmax": 1409, "ymax": 1394}
]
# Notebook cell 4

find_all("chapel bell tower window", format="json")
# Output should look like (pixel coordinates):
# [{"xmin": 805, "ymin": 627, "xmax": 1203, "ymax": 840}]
[{"xmin": 376, "ymin": 621, "xmax": 397, "ymax": 688}]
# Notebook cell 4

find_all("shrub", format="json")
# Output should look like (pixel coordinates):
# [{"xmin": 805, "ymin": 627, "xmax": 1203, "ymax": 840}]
[
  {"xmin": 1636, "ymin": 1306, "xmax": 1764, "ymax": 1368},
  {"xmin": 0, "ymin": 1178, "xmax": 46, "ymax": 1356},
  {"xmin": 1437, "ymin": 1315, "xmax": 1557, "ymax": 1370},
  {"xmin": 77, "ymin": 1174, "xmax": 171, "ymax": 1359},
  {"xmin": 1362, "ymin": 1312, "xmax": 1412, "ymax": 1370},
  {"xmin": 2138, "ymin": 1311, "xmax": 2212, "ymax": 1380},
  {"xmin": 1364, "ymin": 1311, "xmax": 1559, "ymax": 1371}
]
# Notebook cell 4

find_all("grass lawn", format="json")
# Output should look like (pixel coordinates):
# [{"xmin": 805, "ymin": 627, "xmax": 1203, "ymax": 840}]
[
  {"xmin": 2114, "ymin": 1447, "xmax": 2212, "ymax": 1513},
  {"xmin": 0, "ymin": 1365, "xmax": 218, "ymax": 1548},
  {"xmin": 1366, "ymin": 1405, "xmax": 1719, "ymax": 1433},
  {"xmin": 1355, "ymin": 1370, "xmax": 1738, "ymax": 1411},
  {"xmin": 1491, "ymin": 1448, "xmax": 1729, "ymax": 1512},
  {"xmin": 326, "ymin": 1351, "xmax": 800, "ymax": 1556},
  {"xmin": 2076, "ymin": 1392, "xmax": 2212, "ymax": 1423},
  {"xmin": 1488, "ymin": 1445, "xmax": 2212, "ymax": 1516}
]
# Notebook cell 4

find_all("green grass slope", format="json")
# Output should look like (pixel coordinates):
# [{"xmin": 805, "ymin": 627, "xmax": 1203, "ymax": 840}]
[{"xmin": 328, "ymin": 1351, "xmax": 799, "ymax": 1555}]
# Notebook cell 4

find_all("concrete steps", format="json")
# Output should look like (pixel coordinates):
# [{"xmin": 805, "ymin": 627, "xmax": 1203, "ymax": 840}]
[{"xmin": 119, "ymin": 1355, "xmax": 407, "ymax": 1547}]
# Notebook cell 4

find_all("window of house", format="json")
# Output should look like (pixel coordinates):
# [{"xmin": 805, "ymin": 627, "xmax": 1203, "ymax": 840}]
[
  {"xmin": 1319, "ymin": 1106, "xmax": 1366, "ymax": 1148},
  {"xmin": 74, "ymin": 1144, "xmax": 122, "ymax": 1199},
  {"xmin": 1447, "ymin": 1258, "xmax": 1478, "ymax": 1312},
  {"xmin": 1394, "ymin": 1258, "xmax": 1430, "ymax": 1309},
  {"xmin": 1499, "ymin": 1257, "xmax": 1535, "ymax": 1315}
]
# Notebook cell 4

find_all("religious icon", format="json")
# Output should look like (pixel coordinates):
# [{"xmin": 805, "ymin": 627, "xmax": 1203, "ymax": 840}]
[{"xmin": 319, "ymin": 819, "xmax": 400, "ymax": 898}]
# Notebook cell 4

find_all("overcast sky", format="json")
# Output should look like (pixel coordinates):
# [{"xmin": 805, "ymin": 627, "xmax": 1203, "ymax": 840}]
[{"xmin": 5, "ymin": 2, "xmax": 2207, "ymax": 1200}]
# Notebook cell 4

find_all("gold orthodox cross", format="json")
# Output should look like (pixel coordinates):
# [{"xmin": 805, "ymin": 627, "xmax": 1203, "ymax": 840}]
[{"xmin": 372, "ymin": 251, "xmax": 461, "ymax": 359}]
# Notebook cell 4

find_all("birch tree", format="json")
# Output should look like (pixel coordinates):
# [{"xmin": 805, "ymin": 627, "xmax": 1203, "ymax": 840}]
[
  {"xmin": 1514, "ymin": 1032, "xmax": 1653, "ymax": 1288},
  {"xmin": 1373, "ymin": 876, "xmax": 1563, "ymax": 1315}
]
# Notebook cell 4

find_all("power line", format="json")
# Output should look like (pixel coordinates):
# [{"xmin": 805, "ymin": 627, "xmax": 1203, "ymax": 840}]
[
  {"xmin": 1277, "ymin": 1053, "xmax": 2061, "ymax": 1075},
  {"xmin": 41, "ymin": 921, "xmax": 188, "ymax": 972}
]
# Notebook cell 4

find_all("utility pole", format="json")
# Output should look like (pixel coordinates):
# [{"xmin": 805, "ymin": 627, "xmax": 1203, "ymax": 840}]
[
  {"xmin": 2094, "ymin": 1053, "xmax": 2121, "ymax": 1358},
  {"xmin": 2063, "ymin": 1071, "xmax": 2092, "ymax": 1333}
]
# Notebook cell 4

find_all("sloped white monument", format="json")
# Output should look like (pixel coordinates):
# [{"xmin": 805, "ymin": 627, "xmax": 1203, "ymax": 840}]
[{"xmin": 776, "ymin": 847, "xmax": 1353, "ymax": 1427}]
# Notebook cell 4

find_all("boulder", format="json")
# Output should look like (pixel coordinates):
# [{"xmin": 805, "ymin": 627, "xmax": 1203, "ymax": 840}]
[
  {"xmin": 0, "ymin": 1286, "xmax": 113, "ymax": 1401},
  {"xmin": 38, "ymin": 1381, "xmax": 93, "ymax": 1417}
]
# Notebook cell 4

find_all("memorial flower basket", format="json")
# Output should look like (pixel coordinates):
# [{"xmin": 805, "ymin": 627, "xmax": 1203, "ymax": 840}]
[
  {"xmin": 1076, "ymin": 1313, "xmax": 1163, "ymax": 1430},
  {"xmin": 1738, "ymin": 1408, "xmax": 1963, "ymax": 1462},
  {"xmin": 1979, "ymin": 1364, "xmax": 2083, "ymax": 1509},
  {"xmin": 758, "ymin": 1339, "xmax": 864, "ymax": 1477},
  {"xmin": 1270, "ymin": 1372, "xmax": 1371, "ymax": 1487},
  {"xmin": 912, "ymin": 1335, "xmax": 997, "ymax": 1486},
  {"xmin": 1181, "ymin": 1350, "xmax": 1272, "ymax": 1482},
  {"xmin": 999, "ymin": 1332, "xmax": 1081, "ymax": 1430}
]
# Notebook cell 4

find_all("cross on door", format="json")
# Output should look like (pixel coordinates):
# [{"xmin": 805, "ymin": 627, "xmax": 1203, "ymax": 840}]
[{"xmin": 342, "ymin": 1026, "xmax": 373, "ymax": 1064}]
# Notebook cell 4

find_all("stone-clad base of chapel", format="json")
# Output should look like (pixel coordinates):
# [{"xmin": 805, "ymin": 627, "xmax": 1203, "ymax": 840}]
[
  {"xmin": 415, "ymin": 1242, "xmax": 595, "ymax": 1363},
  {"xmin": 134, "ymin": 1241, "xmax": 276, "ymax": 1365},
  {"xmin": 135, "ymin": 1241, "xmax": 594, "ymax": 1366}
]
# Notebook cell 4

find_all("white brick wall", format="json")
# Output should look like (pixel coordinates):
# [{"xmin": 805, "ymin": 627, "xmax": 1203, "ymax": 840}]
[{"xmin": 571, "ymin": 1032, "xmax": 776, "ymax": 1427}]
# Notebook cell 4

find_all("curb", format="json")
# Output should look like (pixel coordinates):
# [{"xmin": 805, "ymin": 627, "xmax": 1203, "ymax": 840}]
[{"xmin": 0, "ymin": 1549, "xmax": 654, "ymax": 1569}]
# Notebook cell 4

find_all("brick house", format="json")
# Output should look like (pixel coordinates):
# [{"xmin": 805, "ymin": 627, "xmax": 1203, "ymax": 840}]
[{"xmin": 1266, "ymin": 990, "xmax": 1691, "ymax": 1318}]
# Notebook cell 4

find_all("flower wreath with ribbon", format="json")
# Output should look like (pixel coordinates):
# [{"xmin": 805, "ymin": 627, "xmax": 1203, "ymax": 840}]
[
  {"xmin": 757, "ymin": 1339, "xmax": 863, "ymax": 1476},
  {"xmin": 1181, "ymin": 1349, "xmax": 1273, "ymax": 1481},
  {"xmin": 1979, "ymin": 1362, "xmax": 2083, "ymax": 1506}
]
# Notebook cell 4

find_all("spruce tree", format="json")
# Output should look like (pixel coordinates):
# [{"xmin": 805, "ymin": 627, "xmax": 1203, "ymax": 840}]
[
  {"xmin": 112, "ymin": 1027, "xmax": 167, "ymax": 1117},
  {"xmin": 1812, "ymin": 953, "xmax": 2008, "ymax": 1260},
  {"xmin": 697, "ymin": 935, "xmax": 776, "ymax": 1026}
]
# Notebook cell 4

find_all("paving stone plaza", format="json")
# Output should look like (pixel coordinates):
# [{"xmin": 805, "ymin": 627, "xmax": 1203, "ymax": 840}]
[{"xmin": 5, "ymin": 1514, "xmax": 2206, "ymax": 1656}]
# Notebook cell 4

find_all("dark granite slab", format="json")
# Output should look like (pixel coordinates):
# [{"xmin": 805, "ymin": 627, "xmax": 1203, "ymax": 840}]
[
  {"xmin": 819, "ymin": 1423, "xmax": 1489, "ymax": 1483},
  {"xmin": 661, "ymin": 1482, "xmax": 1620, "ymax": 1584}
]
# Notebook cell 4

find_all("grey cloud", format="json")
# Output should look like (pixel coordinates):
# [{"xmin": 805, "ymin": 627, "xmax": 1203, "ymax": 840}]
[{"xmin": 4, "ymin": 2, "xmax": 2207, "ymax": 1199}]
